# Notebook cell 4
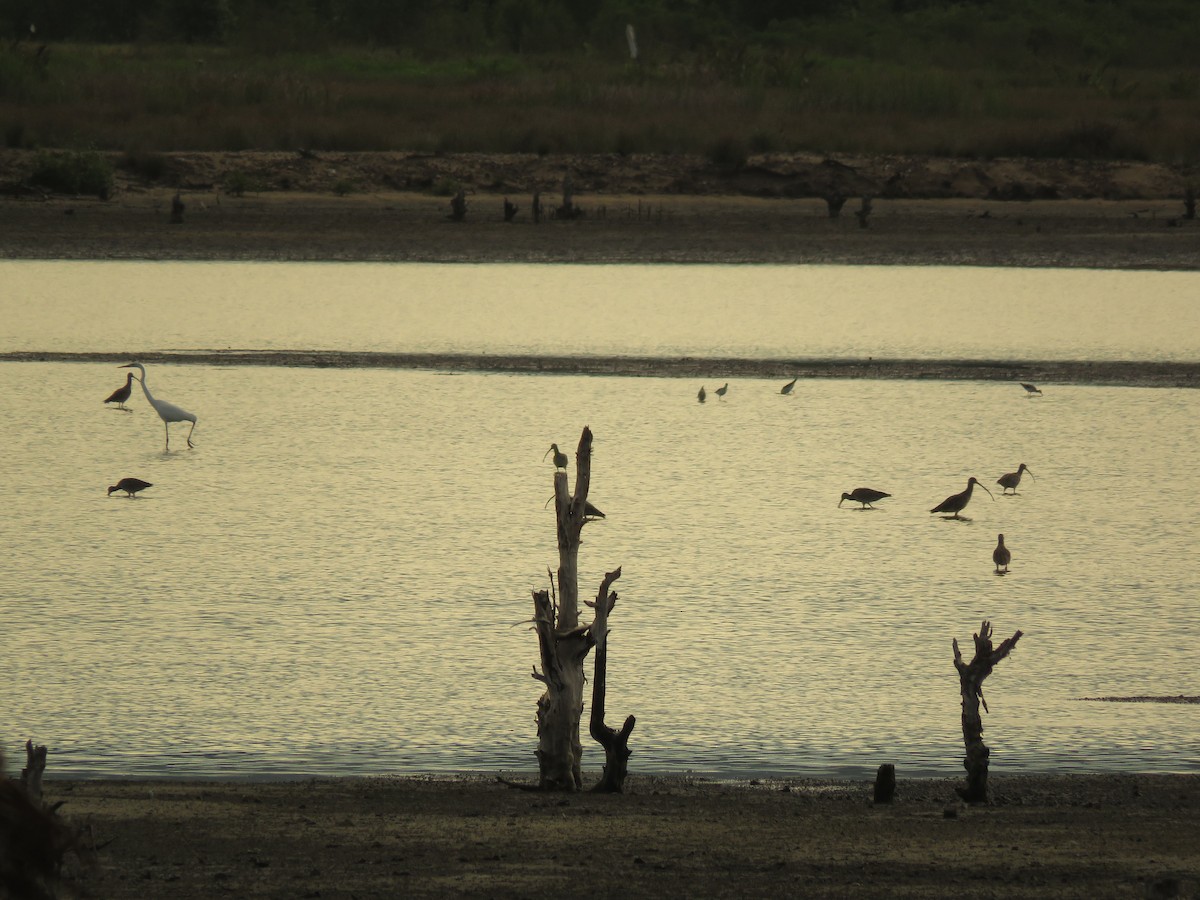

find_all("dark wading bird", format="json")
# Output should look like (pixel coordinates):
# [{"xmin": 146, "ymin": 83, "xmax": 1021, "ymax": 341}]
[
  {"xmin": 120, "ymin": 363, "xmax": 197, "ymax": 451},
  {"xmin": 543, "ymin": 497, "xmax": 605, "ymax": 519},
  {"xmin": 997, "ymin": 463, "xmax": 1035, "ymax": 495},
  {"xmin": 104, "ymin": 372, "xmax": 134, "ymax": 411},
  {"xmin": 930, "ymin": 477, "xmax": 994, "ymax": 519},
  {"xmin": 543, "ymin": 443, "xmax": 568, "ymax": 470},
  {"xmin": 108, "ymin": 477, "xmax": 153, "ymax": 498},
  {"xmin": 781, "ymin": 378, "xmax": 797, "ymax": 395},
  {"xmin": 715, "ymin": 383, "xmax": 729, "ymax": 401},
  {"xmin": 697, "ymin": 386, "xmax": 706, "ymax": 404},
  {"xmin": 839, "ymin": 488, "xmax": 891, "ymax": 510},
  {"xmin": 1020, "ymin": 382, "xmax": 1043, "ymax": 396},
  {"xmin": 993, "ymin": 533, "xmax": 1011, "ymax": 574}
]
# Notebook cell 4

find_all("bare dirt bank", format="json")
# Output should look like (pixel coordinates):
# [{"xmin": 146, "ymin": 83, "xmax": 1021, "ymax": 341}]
[
  {"xmin": 45, "ymin": 773, "xmax": 1200, "ymax": 899},
  {"xmin": 1, "ymin": 150, "xmax": 1197, "ymax": 268}
]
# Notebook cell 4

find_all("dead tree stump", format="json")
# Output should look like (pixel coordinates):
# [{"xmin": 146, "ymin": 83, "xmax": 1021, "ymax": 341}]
[
  {"xmin": 19, "ymin": 740, "xmax": 47, "ymax": 804},
  {"xmin": 529, "ymin": 427, "xmax": 628, "ymax": 791},
  {"xmin": 953, "ymin": 621, "xmax": 1023, "ymax": 804}
]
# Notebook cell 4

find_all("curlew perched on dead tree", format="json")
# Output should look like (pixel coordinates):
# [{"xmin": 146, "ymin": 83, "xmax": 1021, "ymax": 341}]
[{"xmin": 528, "ymin": 427, "xmax": 635, "ymax": 792}]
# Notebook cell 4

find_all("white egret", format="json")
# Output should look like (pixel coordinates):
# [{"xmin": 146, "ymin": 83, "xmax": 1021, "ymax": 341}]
[{"xmin": 120, "ymin": 363, "xmax": 197, "ymax": 451}]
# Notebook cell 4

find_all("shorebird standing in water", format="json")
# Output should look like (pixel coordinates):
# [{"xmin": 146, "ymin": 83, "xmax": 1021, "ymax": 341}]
[
  {"xmin": 108, "ymin": 477, "xmax": 153, "ymax": 498},
  {"xmin": 839, "ymin": 488, "xmax": 891, "ymax": 510},
  {"xmin": 997, "ymin": 463, "xmax": 1035, "ymax": 495},
  {"xmin": 993, "ymin": 534, "xmax": 1011, "ymax": 574},
  {"xmin": 715, "ymin": 383, "xmax": 729, "ymax": 401},
  {"xmin": 931, "ymin": 477, "xmax": 994, "ymax": 519},
  {"xmin": 781, "ymin": 378, "xmax": 797, "ymax": 395},
  {"xmin": 697, "ymin": 386, "xmax": 706, "ymax": 403},
  {"xmin": 104, "ymin": 372, "xmax": 134, "ymax": 411},
  {"xmin": 1020, "ymin": 382, "xmax": 1043, "ymax": 396}
]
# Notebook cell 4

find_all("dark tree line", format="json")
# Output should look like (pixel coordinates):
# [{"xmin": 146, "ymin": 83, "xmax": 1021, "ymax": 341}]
[{"xmin": 4, "ymin": 0, "xmax": 1193, "ymax": 64}]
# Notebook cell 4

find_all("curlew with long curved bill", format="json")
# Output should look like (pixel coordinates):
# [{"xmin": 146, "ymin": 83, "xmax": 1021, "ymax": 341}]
[
  {"xmin": 839, "ymin": 488, "xmax": 891, "ymax": 510},
  {"xmin": 930, "ymin": 477, "xmax": 994, "ymax": 519},
  {"xmin": 993, "ymin": 533, "xmax": 1011, "ymax": 574},
  {"xmin": 120, "ymin": 363, "xmax": 197, "ymax": 451},
  {"xmin": 104, "ymin": 372, "xmax": 134, "ymax": 411},
  {"xmin": 1020, "ymin": 382, "xmax": 1043, "ymax": 396},
  {"xmin": 997, "ymin": 463, "xmax": 1035, "ymax": 495},
  {"xmin": 108, "ymin": 477, "xmax": 153, "ymax": 498},
  {"xmin": 715, "ymin": 383, "xmax": 729, "ymax": 401},
  {"xmin": 697, "ymin": 386, "xmax": 706, "ymax": 404},
  {"xmin": 543, "ymin": 443, "xmax": 568, "ymax": 470},
  {"xmin": 781, "ymin": 378, "xmax": 797, "ymax": 395}
]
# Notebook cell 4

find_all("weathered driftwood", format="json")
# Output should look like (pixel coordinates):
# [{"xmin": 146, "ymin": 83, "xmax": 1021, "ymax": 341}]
[
  {"xmin": 529, "ymin": 427, "xmax": 631, "ymax": 791},
  {"xmin": 587, "ymin": 567, "xmax": 635, "ymax": 792},
  {"xmin": 953, "ymin": 621, "xmax": 1023, "ymax": 804},
  {"xmin": 2, "ymin": 743, "xmax": 84, "ymax": 899}
]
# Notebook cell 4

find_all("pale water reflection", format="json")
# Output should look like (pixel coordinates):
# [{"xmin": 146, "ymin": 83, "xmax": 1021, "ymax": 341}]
[
  {"xmin": 2, "ymin": 362, "xmax": 1197, "ymax": 779},
  {"xmin": 3, "ymin": 260, "xmax": 1200, "ymax": 362}
]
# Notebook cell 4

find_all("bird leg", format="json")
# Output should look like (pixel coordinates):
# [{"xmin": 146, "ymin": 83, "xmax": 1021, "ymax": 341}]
[{"xmin": 186, "ymin": 421, "xmax": 196, "ymax": 449}]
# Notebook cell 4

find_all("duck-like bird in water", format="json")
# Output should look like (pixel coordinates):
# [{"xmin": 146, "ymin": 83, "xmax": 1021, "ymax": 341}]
[
  {"xmin": 993, "ymin": 534, "xmax": 1011, "ymax": 574},
  {"xmin": 997, "ymin": 463, "xmax": 1035, "ymax": 495},
  {"xmin": 930, "ymin": 477, "xmax": 994, "ymax": 519},
  {"xmin": 839, "ymin": 488, "xmax": 891, "ymax": 510}
]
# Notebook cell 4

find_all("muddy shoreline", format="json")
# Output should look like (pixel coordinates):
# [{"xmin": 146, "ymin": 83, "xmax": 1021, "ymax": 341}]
[
  {"xmin": 41, "ymin": 773, "xmax": 1200, "ymax": 899},
  {"xmin": 4, "ymin": 349, "xmax": 1198, "ymax": 389}
]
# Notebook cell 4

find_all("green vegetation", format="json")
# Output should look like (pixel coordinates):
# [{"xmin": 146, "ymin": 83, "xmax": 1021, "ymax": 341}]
[{"xmin": 1, "ymin": 0, "xmax": 1197, "ymax": 163}]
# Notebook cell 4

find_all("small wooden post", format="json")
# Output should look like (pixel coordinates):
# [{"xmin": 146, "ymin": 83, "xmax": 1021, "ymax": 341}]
[
  {"xmin": 953, "ymin": 621, "xmax": 1023, "ymax": 804},
  {"xmin": 854, "ymin": 196, "xmax": 873, "ymax": 228},
  {"xmin": 504, "ymin": 197, "xmax": 518, "ymax": 222},
  {"xmin": 449, "ymin": 188, "xmax": 466, "ymax": 222},
  {"xmin": 873, "ymin": 763, "xmax": 896, "ymax": 803},
  {"xmin": 532, "ymin": 191, "xmax": 542, "ymax": 224},
  {"xmin": 169, "ymin": 191, "xmax": 185, "ymax": 224},
  {"xmin": 1184, "ymin": 186, "xmax": 1196, "ymax": 220}
]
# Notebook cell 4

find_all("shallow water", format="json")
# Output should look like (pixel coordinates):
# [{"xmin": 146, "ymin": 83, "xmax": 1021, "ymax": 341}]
[
  {"xmin": 2, "ymin": 359, "xmax": 1198, "ymax": 780},
  {"xmin": 3, "ymin": 260, "xmax": 1200, "ymax": 362}
]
